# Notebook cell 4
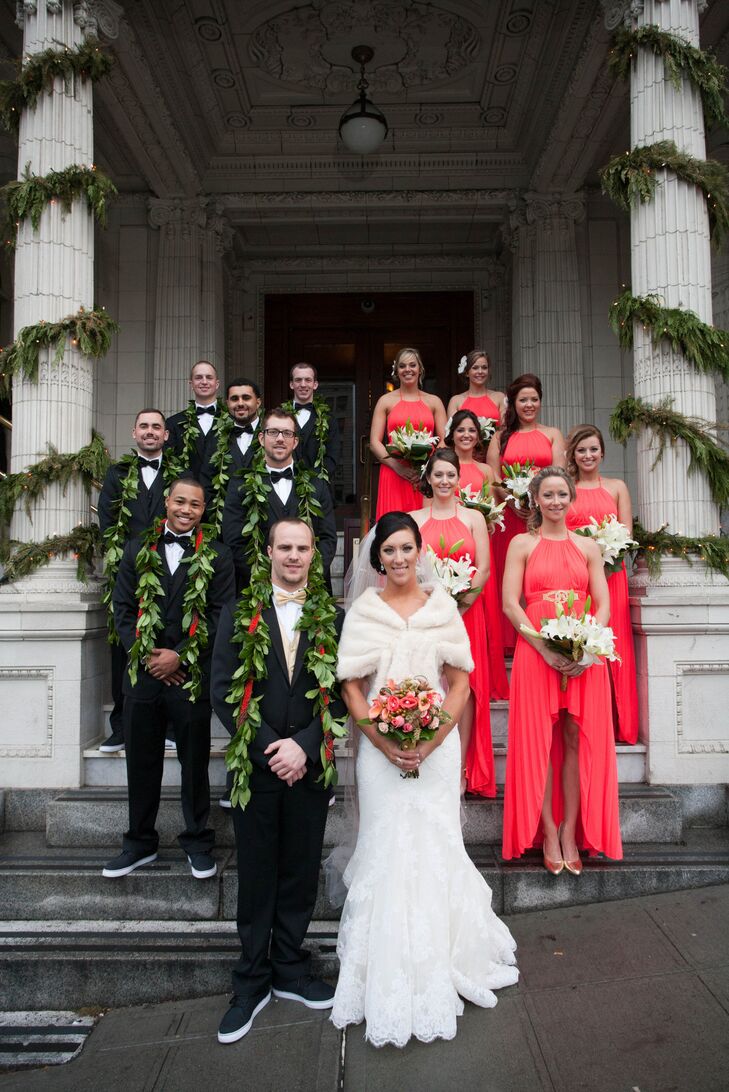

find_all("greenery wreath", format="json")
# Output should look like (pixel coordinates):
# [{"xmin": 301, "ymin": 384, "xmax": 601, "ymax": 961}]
[
  {"xmin": 127, "ymin": 518, "xmax": 218, "ymax": 702},
  {"xmin": 224, "ymin": 444, "xmax": 346, "ymax": 808},
  {"xmin": 631, "ymin": 520, "xmax": 729, "ymax": 580},
  {"xmin": 609, "ymin": 395, "xmax": 729, "ymax": 509},
  {"xmin": 2, "ymin": 163, "xmax": 117, "ymax": 247},
  {"xmin": 0, "ymin": 38, "xmax": 112, "ymax": 132},
  {"xmin": 599, "ymin": 140, "xmax": 729, "ymax": 246},
  {"xmin": 0, "ymin": 522, "xmax": 101, "ymax": 584},
  {"xmin": 609, "ymin": 289, "xmax": 729, "ymax": 384}
]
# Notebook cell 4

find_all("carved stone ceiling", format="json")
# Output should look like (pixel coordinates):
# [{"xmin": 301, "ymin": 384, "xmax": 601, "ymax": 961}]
[{"xmin": 0, "ymin": 0, "xmax": 728, "ymax": 252}]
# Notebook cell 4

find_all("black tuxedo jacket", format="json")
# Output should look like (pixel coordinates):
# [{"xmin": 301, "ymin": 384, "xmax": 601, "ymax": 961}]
[
  {"xmin": 211, "ymin": 601, "xmax": 345, "ymax": 792},
  {"xmin": 199, "ymin": 425, "xmax": 260, "ymax": 500},
  {"xmin": 113, "ymin": 532, "xmax": 236, "ymax": 702},
  {"xmin": 165, "ymin": 403, "xmax": 222, "ymax": 483},
  {"xmin": 98, "ymin": 460, "xmax": 167, "ymax": 540},
  {"xmin": 221, "ymin": 469, "xmax": 338, "ymax": 589},
  {"xmin": 294, "ymin": 407, "xmax": 341, "ymax": 483}
]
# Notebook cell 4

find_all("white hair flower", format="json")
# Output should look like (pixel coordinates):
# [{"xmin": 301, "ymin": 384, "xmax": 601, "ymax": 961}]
[
  {"xmin": 444, "ymin": 415, "xmax": 454, "ymax": 437},
  {"xmin": 458, "ymin": 355, "xmax": 468, "ymax": 374}
]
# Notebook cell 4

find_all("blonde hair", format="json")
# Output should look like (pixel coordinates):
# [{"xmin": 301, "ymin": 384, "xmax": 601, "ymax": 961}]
[
  {"xmin": 391, "ymin": 347, "xmax": 425, "ymax": 384},
  {"xmin": 565, "ymin": 424, "xmax": 605, "ymax": 480},
  {"xmin": 527, "ymin": 466, "xmax": 576, "ymax": 532}
]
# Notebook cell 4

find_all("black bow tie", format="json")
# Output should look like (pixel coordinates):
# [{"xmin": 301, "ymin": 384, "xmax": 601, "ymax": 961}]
[
  {"xmin": 233, "ymin": 423, "xmax": 254, "ymax": 436},
  {"xmin": 196, "ymin": 405, "xmax": 216, "ymax": 416},
  {"xmin": 269, "ymin": 467, "xmax": 294, "ymax": 483},
  {"xmin": 294, "ymin": 402, "xmax": 314, "ymax": 413},
  {"xmin": 162, "ymin": 530, "xmax": 193, "ymax": 546},
  {"xmin": 138, "ymin": 457, "xmax": 160, "ymax": 470}
]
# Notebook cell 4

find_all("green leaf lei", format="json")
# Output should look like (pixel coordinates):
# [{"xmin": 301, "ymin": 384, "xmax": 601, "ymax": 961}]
[
  {"xmin": 0, "ymin": 38, "xmax": 113, "ymax": 132},
  {"xmin": 609, "ymin": 395, "xmax": 729, "ymax": 509},
  {"xmin": 609, "ymin": 290, "xmax": 729, "ymax": 384},
  {"xmin": 282, "ymin": 397, "xmax": 332, "ymax": 482},
  {"xmin": 225, "ymin": 443, "xmax": 346, "ymax": 808},
  {"xmin": 176, "ymin": 400, "xmax": 233, "ymax": 537},
  {"xmin": 2, "ymin": 163, "xmax": 117, "ymax": 247},
  {"xmin": 127, "ymin": 519, "xmax": 218, "ymax": 703}
]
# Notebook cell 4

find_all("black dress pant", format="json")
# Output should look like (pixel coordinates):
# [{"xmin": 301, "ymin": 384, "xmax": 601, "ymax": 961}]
[
  {"xmin": 109, "ymin": 641, "xmax": 126, "ymax": 732},
  {"xmin": 231, "ymin": 779, "xmax": 330, "ymax": 999},
  {"xmin": 122, "ymin": 691, "xmax": 214, "ymax": 856}
]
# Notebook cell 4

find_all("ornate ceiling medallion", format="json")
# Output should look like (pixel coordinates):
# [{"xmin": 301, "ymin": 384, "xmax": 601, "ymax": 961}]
[{"xmin": 248, "ymin": 1, "xmax": 481, "ymax": 94}]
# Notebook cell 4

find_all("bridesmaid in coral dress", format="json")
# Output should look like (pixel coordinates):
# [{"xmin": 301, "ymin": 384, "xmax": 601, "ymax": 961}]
[
  {"xmin": 447, "ymin": 348, "xmax": 505, "ymax": 447},
  {"xmin": 565, "ymin": 425, "xmax": 639, "ymax": 745},
  {"xmin": 410, "ymin": 449, "xmax": 495, "ymax": 797},
  {"xmin": 486, "ymin": 374, "xmax": 566, "ymax": 654},
  {"xmin": 370, "ymin": 347, "xmax": 447, "ymax": 520},
  {"xmin": 446, "ymin": 410, "xmax": 509, "ymax": 700},
  {"xmin": 502, "ymin": 466, "xmax": 623, "ymax": 872}
]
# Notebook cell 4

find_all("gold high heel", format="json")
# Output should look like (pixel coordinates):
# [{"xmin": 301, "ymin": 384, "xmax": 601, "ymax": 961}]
[
  {"xmin": 559, "ymin": 822, "xmax": 583, "ymax": 876},
  {"xmin": 543, "ymin": 829, "xmax": 564, "ymax": 875}
]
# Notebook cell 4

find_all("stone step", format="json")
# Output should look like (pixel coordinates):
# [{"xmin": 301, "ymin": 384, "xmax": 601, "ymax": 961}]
[
  {"xmin": 82, "ymin": 734, "xmax": 648, "ymax": 786},
  {"xmin": 44, "ymin": 782, "xmax": 672, "ymax": 849},
  {"xmin": 2, "ymin": 830, "xmax": 729, "ymax": 1009}
]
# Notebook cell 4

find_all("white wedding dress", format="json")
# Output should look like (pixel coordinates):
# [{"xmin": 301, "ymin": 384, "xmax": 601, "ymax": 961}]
[{"xmin": 331, "ymin": 586, "xmax": 518, "ymax": 1048}]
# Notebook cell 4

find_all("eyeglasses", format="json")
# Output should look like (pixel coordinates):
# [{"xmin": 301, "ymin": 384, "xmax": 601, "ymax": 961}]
[{"xmin": 262, "ymin": 427, "xmax": 296, "ymax": 438}]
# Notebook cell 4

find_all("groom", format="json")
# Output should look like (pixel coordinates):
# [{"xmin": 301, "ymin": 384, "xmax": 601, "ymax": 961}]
[{"xmin": 211, "ymin": 517, "xmax": 344, "ymax": 1043}]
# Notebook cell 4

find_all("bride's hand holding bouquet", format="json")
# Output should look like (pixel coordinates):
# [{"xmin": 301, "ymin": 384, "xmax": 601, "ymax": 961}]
[{"xmin": 358, "ymin": 676, "xmax": 452, "ymax": 779}]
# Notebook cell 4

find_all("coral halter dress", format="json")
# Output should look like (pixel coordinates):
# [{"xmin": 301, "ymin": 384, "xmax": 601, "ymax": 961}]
[
  {"xmin": 375, "ymin": 398, "xmax": 434, "ymax": 519},
  {"xmin": 458, "ymin": 462, "xmax": 509, "ymax": 701},
  {"xmin": 420, "ymin": 510, "xmax": 495, "ymax": 797},
  {"xmin": 502, "ymin": 535, "xmax": 623, "ymax": 861},
  {"xmin": 461, "ymin": 393, "xmax": 501, "ymax": 425},
  {"xmin": 566, "ymin": 483, "xmax": 639, "ymax": 744}
]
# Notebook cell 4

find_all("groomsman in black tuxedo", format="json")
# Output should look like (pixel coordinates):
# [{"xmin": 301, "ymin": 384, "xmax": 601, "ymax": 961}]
[
  {"xmin": 165, "ymin": 359, "xmax": 222, "ymax": 484},
  {"xmin": 212, "ymin": 518, "xmax": 344, "ymax": 1043},
  {"xmin": 98, "ymin": 408, "xmax": 170, "ymax": 752},
  {"xmin": 103, "ymin": 477, "xmax": 235, "ymax": 880},
  {"xmin": 222, "ymin": 407, "xmax": 337, "ymax": 593},
  {"xmin": 289, "ymin": 362, "xmax": 341, "ymax": 485}
]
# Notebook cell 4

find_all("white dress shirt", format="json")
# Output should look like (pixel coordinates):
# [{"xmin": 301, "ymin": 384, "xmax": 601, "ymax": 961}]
[
  {"xmin": 165, "ymin": 532, "xmax": 192, "ymax": 575},
  {"xmin": 138, "ymin": 452, "xmax": 162, "ymax": 491},
  {"xmin": 272, "ymin": 583, "xmax": 305, "ymax": 644},
  {"xmin": 294, "ymin": 404, "xmax": 312, "ymax": 428},
  {"xmin": 266, "ymin": 462, "xmax": 294, "ymax": 504},
  {"xmin": 236, "ymin": 416, "xmax": 259, "ymax": 456},
  {"xmin": 195, "ymin": 402, "xmax": 216, "ymax": 435}
]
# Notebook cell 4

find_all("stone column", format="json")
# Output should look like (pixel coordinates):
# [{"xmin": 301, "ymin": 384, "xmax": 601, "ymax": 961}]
[
  {"xmin": 509, "ymin": 193, "xmax": 585, "ymax": 432},
  {"xmin": 149, "ymin": 199, "xmax": 232, "ymax": 414},
  {"xmin": 0, "ymin": 0, "xmax": 112, "ymax": 788},
  {"xmin": 602, "ymin": 0, "xmax": 729, "ymax": 785}
]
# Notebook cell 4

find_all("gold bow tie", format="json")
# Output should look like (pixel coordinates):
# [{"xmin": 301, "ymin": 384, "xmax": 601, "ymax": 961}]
[{"xmin": 274, "ymin": 588, "xmax": 307, "ymax": 606}]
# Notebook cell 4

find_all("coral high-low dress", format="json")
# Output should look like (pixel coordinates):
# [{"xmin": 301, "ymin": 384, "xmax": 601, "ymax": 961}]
[
  {"xmin": 492, "ymin": 429, "xmax": 554, "ymax": 653},
  {"xmin": 375, "ymin": 398, "xmax": 434, "ymax": 519},
  {"xmin": 421, "ymin": 511, "xmax": 495, "ymax": 797},
  {"xmin": 502, "ymin": 535, "xmax": 623, "ymax": 861},
  {"xmin": 566, "ymin": 483, "xmax": 639, "ymax": 745},
  {"xmin": 458, "ymin": 462, "xmax": 509, "ymax": 700}
]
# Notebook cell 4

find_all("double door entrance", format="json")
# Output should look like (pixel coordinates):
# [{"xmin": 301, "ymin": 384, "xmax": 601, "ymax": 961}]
[{"xmin": 264, "ymin": 291, "xmax": 474, "ymax": 527}]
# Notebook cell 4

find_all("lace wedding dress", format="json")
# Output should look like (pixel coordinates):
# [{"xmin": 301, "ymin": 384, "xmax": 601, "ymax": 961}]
[{"xmin": 331, "ymin": 586, "xmax": 519, "ymax": 1048}]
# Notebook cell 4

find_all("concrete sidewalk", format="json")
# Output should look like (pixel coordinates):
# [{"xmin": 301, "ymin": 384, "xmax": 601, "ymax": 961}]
[{"xmin": 2, "ymin": 884, "xmax": 729, "ymax": 1091}]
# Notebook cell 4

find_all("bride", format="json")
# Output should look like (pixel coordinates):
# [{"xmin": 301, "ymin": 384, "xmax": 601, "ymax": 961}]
[{"xmin": 331, "ymin": 511, "xmax": 518, "ymax": 1047}]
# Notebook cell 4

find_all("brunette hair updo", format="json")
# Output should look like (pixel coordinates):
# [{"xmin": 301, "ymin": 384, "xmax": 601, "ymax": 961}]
[
  {"xmin": 420, "ymin": 447, "xmax": 461, "ymax": 499},
  {"xmin": 370, "ymin": 512, "xmax": 422, "ymax": 574},
  {"xmin": 461, "ymin": 348, "xmax": 490, "ymax": 379},
  {"xmin": 526, "ymin": 466, "xmax": 576, "ymax": 533},
  {"xmin": 499, "ymin": 372, "xmax": 543, "ymax": 456},
  {"xmin": 445, "ymin": 409, "xmax": 482, "ymax": 448}
]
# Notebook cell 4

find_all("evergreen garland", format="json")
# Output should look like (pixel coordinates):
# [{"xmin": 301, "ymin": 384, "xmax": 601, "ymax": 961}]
[
  {"xmin": 0, "ymin": 38, "xmax": 112, "ymax": 132},
  {"xmin": 609, "ymin": 395, "xmax": 729, "ymax": 508},
  {"xmin": 2, "ymin": 164, "xmax": 117, "ymax": 246},
  {"xmin": 609, "ymin": 25, "xmax": 729, "ymax": 131},
  {"xmin": 0, "ymin": 522, "xmax": 101, "ymax": 584},
  {"xmin": 609, "ymin": 290, "xmax": 729, "ymax": 383},
  {"xmin": 0, "ymin": 430, "xmax": 109, "ymax": 528},
  {"xmin": 631, "ymin": 520, "xmax": 729, "ymax": 580},
  {"xmin": 0, "ymin": 307, "xmax": 119, "ymax": 393},
  {"xmin": 599, "ymin": 141, "xmax": 729, "ymax": 247}
]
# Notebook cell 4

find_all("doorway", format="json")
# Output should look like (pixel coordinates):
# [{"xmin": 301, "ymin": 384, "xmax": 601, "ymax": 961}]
[{"xmin": 264, "ymin": 291, "xmax": 475, "ymax": 526}]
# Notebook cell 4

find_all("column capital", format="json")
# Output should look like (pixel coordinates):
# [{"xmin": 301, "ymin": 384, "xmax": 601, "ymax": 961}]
[
  {"xmin": 524, "ymin": 192, "xmax": 585, "ymax": 226},
  {"xmin": 147, "ymin": 196, "xmax": 208, "ymax": 234},
  {"xmin": 16, "ymin": 1, "xmax": 123, "ymax": 35}
]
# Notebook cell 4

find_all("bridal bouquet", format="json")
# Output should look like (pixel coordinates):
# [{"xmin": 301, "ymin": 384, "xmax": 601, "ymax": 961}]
[
  {"xmin": 425, "ymin": 543, "xmax": 478, "ymax": 604},
  {"xmin": 499, "ymin": 459, "xmax": 536, "ymax": 510},
  {"xmin": 574, "ymin": 514, "xmax": 637, "ymax": 573},
  {"xmin": 386, "ymin": 419, "xmax": 438, "ymax": 469},
  {"xmin": 520, "ymin": 592, "xmax": 620, "ymax": 691},
  {"xmin": 359, "ymin": 676, "xmax": 450, "ymax": 778},
  {"xmin": 459, "ymin": 481, "xmax": 507, "ymax": 532}
]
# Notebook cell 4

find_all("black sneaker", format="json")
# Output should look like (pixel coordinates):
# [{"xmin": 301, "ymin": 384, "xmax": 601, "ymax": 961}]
[
  {"xmin": 99, "ymin": 729, "xmax": 125, "ymax": 753},
  {"xmin": 217, "ymin": 991, "xmax": 271, "ymax": 1044},
  {"xmin": 102, "ymin": 850, "xmax": 157, "ymax": 878},
  {"xmin": 187, "ymin": 852, "xmax": 217, "ymax": 879},
  {"xmin": 272, "ymin": 976, "xmax": 335, "ymax": 1010}
]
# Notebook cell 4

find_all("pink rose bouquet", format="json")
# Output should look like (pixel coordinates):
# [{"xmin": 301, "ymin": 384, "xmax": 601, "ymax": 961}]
[{"xmin": 358, "ymin": 675, "xmax": 451, "ymax": 779}]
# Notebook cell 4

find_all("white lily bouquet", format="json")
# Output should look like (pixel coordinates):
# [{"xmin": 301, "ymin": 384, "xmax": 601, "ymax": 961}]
[
  {"xmin": 425, "ymin": 542, "xmax": 479, "ymax": 605},
  {"xmin": 477, "ymin": 415, "xmax": 497, "ymax": 444},
  {"xmin": 386, "ymin": 419, "xmax": 438, "ymax": 470},
  {"xmin": 520, "ymin": 591, "xmax": 620, "ymax": 691},
  {"xmin": 499, "ymin": 459, "xmax": 536, "ymax": 510},
  {"xmin": 459, "ymin": 481, "xmax": 507, "ymax": 533},
  {"xmin": 574, "ymin": 515, "xmax": 637, "ymax": 573}
]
